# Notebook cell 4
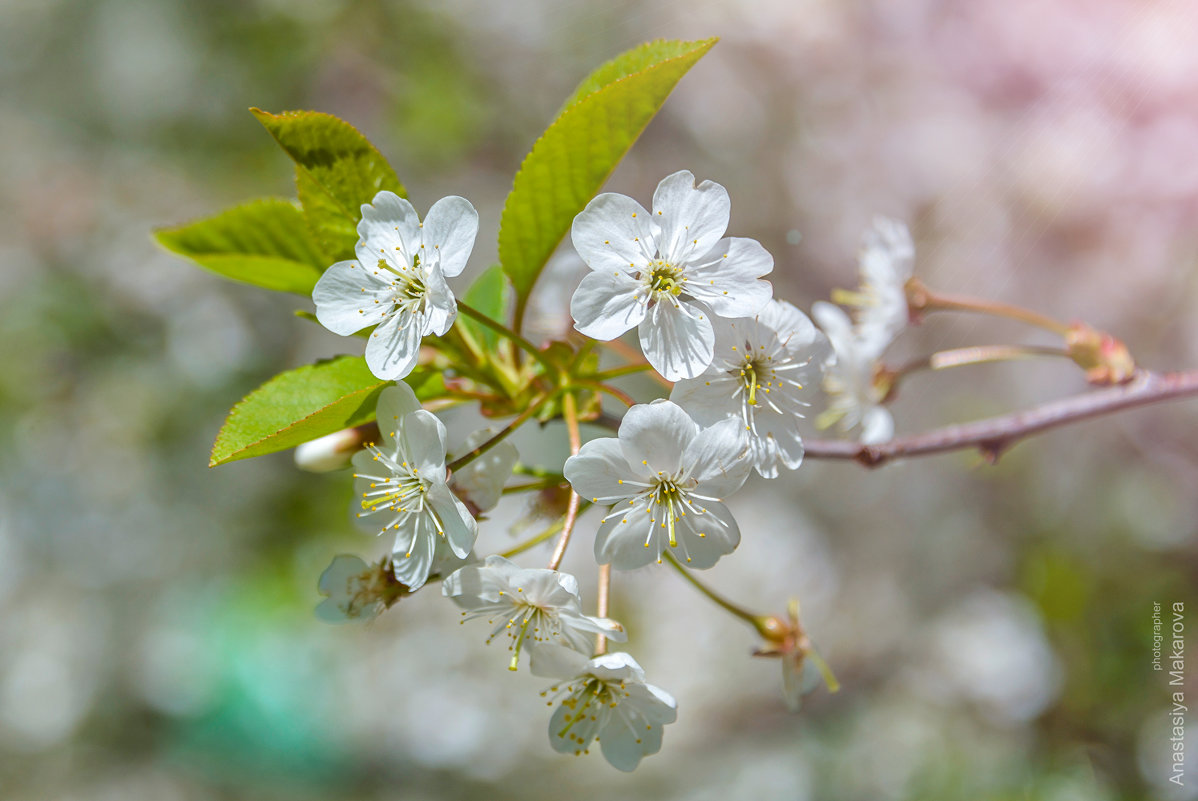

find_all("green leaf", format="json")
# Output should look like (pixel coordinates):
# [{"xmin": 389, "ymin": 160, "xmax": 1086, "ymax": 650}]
[
  {"xmin": 558, "ymin": 38, "xmax": 716, "ymax": 111},
  {"xmin": 460, "ymin": 265, "xmax": 511, "ymax": 351},
  {"xmin": 498, "ymin": 38, "xmax": 717, "ymax": 328},
  {"xmin": 251, "ymin": 108, "xmax": 405, "ymax": 260},
  {"xmin": 154, "ymin": 198, "xmax": 326, "ymax": 295},
  {"xmin": 211, "ymin": 355, "xmax": 387, "ymax": 466}
]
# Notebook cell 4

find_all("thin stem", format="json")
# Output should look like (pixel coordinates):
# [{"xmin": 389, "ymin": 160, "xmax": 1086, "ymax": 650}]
[
  {"xmin": 592, "ymin": 362, "xmax": 657, "ymax": 381},
  {"xmin": 663, "ymin": 552, "xmax": 761, "ymax": 626},
  {"xmin": 908, "ymin": 280, "xmax": 1070, "ymax": 335},
  {"xmin": 547, "ymin": 393, "xmax": 583, "ymax": 571},
  {"xmin": 600, "ymin": 339, "xmax": 673, "ymax": 389},
  {"xmin": 456, "ymin": 300, "xmax": 556, "ymax": 373},
  {"xmin": 595, "ymin": 563, "xmax": 612, "ymax": 656},
  {"xmin": 502, "ymin": 477, "xmax": 565, "ymax": 495},
  {"xmin": 570, "ymin": 379, "xmax": 635, "ymax": 408},
  {"xmin": 802, "ymin": 368, "xmax": 1198, "ymax": 467},
  {"xmin": 894, "ymin": 344, "xmax": 1071, "ymax": 379},
  {"xmin": 445, "ymin": 391, "xmax": 555, "ymax": 473},
  {"xmin": 513, "ymin": 464, "xmax": 564, "ymax": 480},
  {"xmin": 499, "ymin": 505, "xmax": 592, "ymax": 560}
]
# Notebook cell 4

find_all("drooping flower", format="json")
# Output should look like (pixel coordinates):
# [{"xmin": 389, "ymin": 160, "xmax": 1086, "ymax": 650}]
[
  {"xmin": 351, "ymin": 383, "xmax": 477, "ymax": 590},
  {"xmin": 315, "ymin": 554, "xmax": 405, "ymax": 623},
  {"xmin": 447, "ymin": 428, "xmax": 519, "ymax": 515},
  {"xmin": 313, "ymin": 191, "xmax": 478, "ymax": 380},
  {"xmin": 833, "ymin": 216, "xmax": 914, "ymax": 352},
  {"xmin": 563, "ymin": 400, "xmax": 750, "ymax": 570},
  {"xmin": 753, "ymin": 599, "xmax": 839, "ymax": 712},
  {"xmin": 532, "ymin": 646, "xmax": 677, "ymax": 772},
  {"xmin": 670, "ymin": 299, "xmax": 831, "ymax": 478},
  {"xmin": 442, "ymin": 555, "xmax": 626, "ymax": 670},
  {"xmin": 811, "ymin": 301, "xmax": 894, "ymax": 444},
  {"xmin": 569, "ymin": 170, "xmax": 774, "ymax": 381}
]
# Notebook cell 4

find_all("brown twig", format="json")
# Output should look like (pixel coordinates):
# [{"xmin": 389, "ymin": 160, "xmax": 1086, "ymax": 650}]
[
  {"xmin": 547, "ymin": 393, "xmax": 583, "ymax": 570},
  {"xmin": 801, "ymin": 369, "xmax": 1198, "ymax": 468}
]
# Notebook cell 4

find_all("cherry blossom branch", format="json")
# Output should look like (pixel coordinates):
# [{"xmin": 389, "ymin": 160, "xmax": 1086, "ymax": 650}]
[
  {"xmin": 802, "ymin": 368, "xmax": 1198, "ymax": 467},
  {"xmin": 547, "ymin": 392, "xmax": 583, "ymax": 570},
  {"xmin": 594, "ymin": 563, "xmax": 612, "ymax": 655}
]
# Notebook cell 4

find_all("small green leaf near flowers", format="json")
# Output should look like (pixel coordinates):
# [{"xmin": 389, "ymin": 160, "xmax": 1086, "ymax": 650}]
[
  {"xmin": 153, "ymin": 198, "xmax": 326, "ymax": 295},
  {"xmin": 251, "ymin": 108, "xmax": 406, "ymax": 261},
  {"xmin": 210, "ymin": 356, "xmax": 442, "ymax": 467},
  {"xmin": 497, "ymin": 37, "xmax": 717, "ymax": 329}
]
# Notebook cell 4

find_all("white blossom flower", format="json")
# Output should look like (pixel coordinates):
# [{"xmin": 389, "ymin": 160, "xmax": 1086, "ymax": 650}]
[
  {"xmin": 670, "ymin": 299, "xmax": 831, "ymax": 478},
  {"xmin": 533, "ymin": 646, "xmax": 677, "ymax": 772},
  {"xmin": 351, "ymin": 383, "xmax": 477, "ymax": 590},
  {"xmin": 313, "ymin": 191, "xmax": 478, "ymax": 381},
  {"xmin": 442, "ymin": 555, "xmax": 626, "ymax": 669},
  {"xmin": 315, "ymin": 555, "xmax": 398, "ymax": 623},
  {"xmin": 811, "ymin": 301, "xmax": 894, "ymax": 444},
  {"xmin": 563, "ymin": 400, "xmax": 750, "ymax": 570},
  {"xmin": 447, "ymin": 428, "xmax": 519, "ymax": 514},
  {"xmin": 569, "ymin": 170, "xmax": 774, "ymax": 381},
  {"xmin": 835, "ymin": 216, "xmax": 914, "ymax": 352}
]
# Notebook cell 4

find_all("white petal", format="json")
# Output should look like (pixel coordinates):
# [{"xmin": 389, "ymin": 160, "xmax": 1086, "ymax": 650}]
[
  {"xmin": 671, "ymin": 499, "xmax": 740, "ymax": 569},
  {"xmin": 548, "ymin": 694, "xmax": 603, "ymax": 755},
  {"xmin": 652, "ymin": 170, "xmax": 730, "ymax": 265},
  {"xmin": 449, "ymin": 430, "xmax": 518, "ymax": 513},
  {"xmin": 683, "ymin": 417, "xmax": 751, "ymax": 498},
  {"xmin": 364, "ymin": 310, "xmax": 422, "ymax": 380},
  {"xmin": 427, "ymin": 482, "xmax": 478, "ymax": 558},
  {"xmin": 668, "ymin": 372, "xmax": 739, "ymax": 427},
  {"xmin": 391, "ymin": 514, "xmax": 436, "ymax": 590},
  {"xmin": 616, "ymin": 401, "xmax": 697, "ymax": 478},
  {"xmin": 684, "ymin": 237, "xmax": 773, "ymax": 318},
  {"xmin": 860, "ymin": 405, "xmax": 895, "ymax": 444},
  {"xmin": 400, "ymin": 410, "xmax": 448, "ymax": 476},
  {"xmin": 357, "ymin": 191, "xmax": 421, "ymax": 261},
  {"xmin": 564, "ymin": 437, "xmax": 642, "ymax": 503},
  {"xmin": 860, "ymin": 216, "xmax": 914, "ymax": 283},
  {"xmin": 373, "ymin": 383, "xmax": 422, "ymax": 442},
  {"xmin": 570, "ymin": 269, "xmax": 647, "ymax": 341},
  {"xmin": 598, "ymin": 717, "xmax": 660, "ymax": 772},
  {"xmin": 421, "ymin": 266, "xmax": 458, "ymax": 336},
  {"xmin": 811, "ymin": 301, "xmax": 854, "ymax": 356},
  {"xmin": 571, "ymin": 193, "xmax": 657, "ymax": 275},
  {"xmin": 421, "ymin": 196, "xmax": 478, "ymax": 278},
  {"xmin": 639, "ymin": 299, "xmax": 715, "ymax": 381},
  {"xmin": 751, "ymin": 426, "xmax": 805, "ymax": 478},
  {"xmin": 530, "ymin": 643, "xmax": 591, "ymax": 679},
  {"xmin": 759, "ymin": 299, "xmax": 819, "ymax": 350},
  {"xmin": 313, "ymin": 260, "xmax": 393, "ymax": 335},
  {"xmin": 594, "ymin": 498, "xmax": 657, "ymax": 570}
]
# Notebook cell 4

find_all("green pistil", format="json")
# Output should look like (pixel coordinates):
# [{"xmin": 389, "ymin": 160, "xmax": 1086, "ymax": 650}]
[
  {"xmin": 508, "ymin": 614, "xmax": 533, "ymax": 672},
  {"xmin": 649, "ymin": 263, "xmax": 684, "ymax": 296},
  {"xmin": 745, "ymin": 362, "xmax": 759, "ymax": 405}
]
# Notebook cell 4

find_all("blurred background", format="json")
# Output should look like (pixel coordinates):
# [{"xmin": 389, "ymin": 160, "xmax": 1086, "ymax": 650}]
[{"xmin": 2, "ymin": 0, "xmax": 1197, "ymax": 798}]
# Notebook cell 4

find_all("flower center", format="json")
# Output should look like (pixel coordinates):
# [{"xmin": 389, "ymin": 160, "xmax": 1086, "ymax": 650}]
[
  {"xmin": 379, "ymin": 256, "xmax": 428, "ymax": 314},
  {"xmin": 354, "ymin": 445, "xmax": 438, "ymax": 550},
  {"xmin": 646, "ymin": 477, "xmax": 692, "ymax": 548},
  {"xmin": 646, "ymin": 261, "xmax": 685, "ymax": 296},
  {"xmin": 555, "ymin": 677, "xmax": 627, "ymax": 742}
]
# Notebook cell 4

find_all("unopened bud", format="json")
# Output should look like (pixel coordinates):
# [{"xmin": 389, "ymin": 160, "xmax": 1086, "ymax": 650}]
[
  {"xmin": 1065, "ymin": 322, "xmax": 1136, "ymax": 385},
  {"xmin": 294, "ymin": 423, "xmax": 378, "ymax": 472}
]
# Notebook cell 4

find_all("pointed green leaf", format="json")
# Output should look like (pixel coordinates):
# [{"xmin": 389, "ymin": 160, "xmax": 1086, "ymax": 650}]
[
  {"xmin": 155, "ymin": 198, "xmax": 326, "ymax": 295},
  {"xmin": 460, "ymin": 265, "xmax": 511, "ymax": 351},
  {"xmin": 251, "ymin": 108, "xmax": 405, "ymax": 260},
  {"xmin": 558, "ymin": 38, "xmax": 717, "ymax": 112},
  {"xmin": 211, "ymin": 356, "xmax": 387, "ymax": 466},
  {"xmin": 498, "ymin": 38, "xmax": 717, "ymax": 328}
]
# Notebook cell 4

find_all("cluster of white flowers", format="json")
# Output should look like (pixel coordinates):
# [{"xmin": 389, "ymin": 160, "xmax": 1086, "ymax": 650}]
[
  {"xmin": 307, "ymin": 178, "xmax": 909, "ymax": 770},
  {"xmin": 813, "ymin": 216, "xmax": 917, "ymax": 444}
]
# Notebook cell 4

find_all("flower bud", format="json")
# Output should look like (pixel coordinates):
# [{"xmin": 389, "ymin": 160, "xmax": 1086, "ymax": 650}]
[{"xmin": 294, "ymin": 423, "xmax": 378, "ymax": 472}]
